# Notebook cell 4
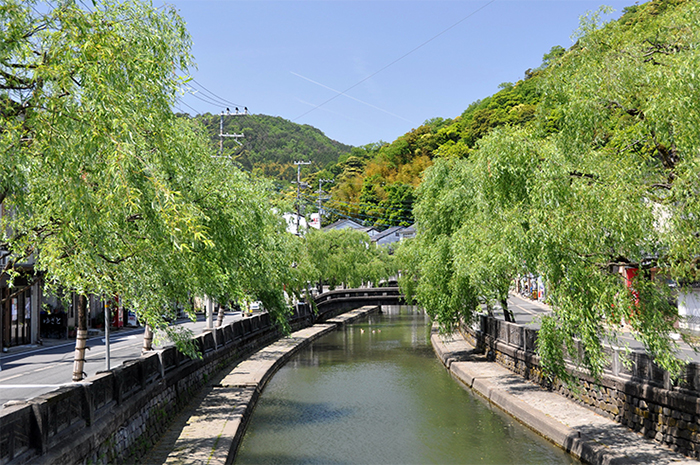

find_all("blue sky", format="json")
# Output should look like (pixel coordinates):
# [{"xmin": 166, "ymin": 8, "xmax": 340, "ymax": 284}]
[{"xmin": 164, "ymin": 0, "xmax": 634, "ymax": 147}]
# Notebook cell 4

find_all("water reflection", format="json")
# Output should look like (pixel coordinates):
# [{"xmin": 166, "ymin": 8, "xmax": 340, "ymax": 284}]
[{"xmin": 236, "ymin": 307, "xmax": 578, "ymax": 465}]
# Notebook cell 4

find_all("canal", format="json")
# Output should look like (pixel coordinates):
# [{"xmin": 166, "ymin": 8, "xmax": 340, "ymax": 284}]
[{"xmin": 235, "ymin": 306, "xmax": 579, "ymax": 464}]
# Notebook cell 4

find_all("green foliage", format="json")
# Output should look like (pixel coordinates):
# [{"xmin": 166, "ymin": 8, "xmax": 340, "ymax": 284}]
[
  {"xmin": 379, "ymin": 183, "xmax": 415, "ymax": 228},
  {"xmin": 400, "ymin": 0, "xmax": 700, "ymax": 381},
  {"xmin": 539, "ymin": 46, "xmax": 566, "ymax": 70},
  {"xmin": 0, "ymin": 0, "xmax": 295, "ymax": 351},
  {"xmin": 297, "ymin": 228, "xmax": 396, "ymax": 291},
  {"xmin": 195, "ymin": 113, "xmax": 352, "ymax": 181}
]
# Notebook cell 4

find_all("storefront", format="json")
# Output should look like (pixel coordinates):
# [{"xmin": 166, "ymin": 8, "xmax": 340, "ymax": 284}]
[{"xmin": 1, "ymin": 277, "xmax": 41, "ymax": 348}]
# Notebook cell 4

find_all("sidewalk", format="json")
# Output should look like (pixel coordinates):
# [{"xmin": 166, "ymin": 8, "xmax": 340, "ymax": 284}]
[
  {"xmin": 1, "ymin": 325, "xmax": 141, "ymax": 358},
  {"xmin": 431, "ymin": 326, "xmax": 696, "ymax": 465},
  {"xmin": 505, "ymin": 292, "xmax": 700, "ymax": 364},
  {"xmin": 1, "ymin": 314, "xmax": 209, "ymax": 358}
]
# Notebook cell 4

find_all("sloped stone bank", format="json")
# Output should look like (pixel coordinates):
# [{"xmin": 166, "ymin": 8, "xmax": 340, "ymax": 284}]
[
  {"xmin": 0, "ymin": 306, "xmax": 314, "ymax": 465},
  {"xmin": 162, "ymin": 305, "xmax": 381, "ymax": 465},
  {"xmin": 463, "ymin": 315, "xmax": 700, "ymax": 460}
]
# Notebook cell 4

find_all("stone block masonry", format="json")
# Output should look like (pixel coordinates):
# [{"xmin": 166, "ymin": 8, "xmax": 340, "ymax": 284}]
[
  {"xmin": 162, "ymin": 305, "xmax": 381, "ymax": 465},
  {"xmin": 432, "ymin": 327, "xmax": 696, "ymax": 464},
  {"xmin": 0, "ymin": 305, "xmax": 380, "ymax": 465},
  {"xmin": 163, "ymin": 325, "xmax": 336, "ymax": 465},
  {"xmin": 0, "ymin": 309, "xmax": 311, "ymax": 465},
  {"xmin": 462, "ymin": 314, "xmax": 700, "ymax": 460}
]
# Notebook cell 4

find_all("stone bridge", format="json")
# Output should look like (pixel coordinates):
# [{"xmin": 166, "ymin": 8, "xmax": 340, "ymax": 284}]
[{"xmin": 313, "ymin": 286, "xmax": 405, "ymax": 319}]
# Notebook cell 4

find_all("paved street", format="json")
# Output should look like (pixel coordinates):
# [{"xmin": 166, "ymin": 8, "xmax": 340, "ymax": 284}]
[
  {"xmin": 502, "ymin": 293, "xmax": 700, "ymax": 364},
  {"xmin": 504, "ymin": 292, "xmax": 550, "ymax": 327},
  {"xmin": 3, "ymin": 294, "xmax": 700, "ymax": 410},
  {"xmin": 0, "ymin": 312, "xmax": 245, "ymax": 408}
]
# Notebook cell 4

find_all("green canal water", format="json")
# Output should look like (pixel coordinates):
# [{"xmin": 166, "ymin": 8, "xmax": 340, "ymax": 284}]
[{"xmin": 235, "ymin": 306, "xmax": 579, "ymax": 464}]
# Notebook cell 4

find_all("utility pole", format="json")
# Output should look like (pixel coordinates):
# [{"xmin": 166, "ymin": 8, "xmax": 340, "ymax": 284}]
[
  {"xmin": 104, "ymin": 299, "xmax": 110, "ymax": 371},
  {"xmin": 316, "ymin": 178, "xmax": 333, "ymax": 219},
  {"xmin": 219, "ymin": 107, "xmax": 247, "ymax": 157},
  {"xmin": 293, "ymin": 160, "xmax": 311, "ymax": 235}
]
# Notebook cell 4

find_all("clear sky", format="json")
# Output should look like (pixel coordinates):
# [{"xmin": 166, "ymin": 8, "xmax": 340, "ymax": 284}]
[{"xmin": 163, "ymin": 0, "xmax": 634, "ymax": 147}]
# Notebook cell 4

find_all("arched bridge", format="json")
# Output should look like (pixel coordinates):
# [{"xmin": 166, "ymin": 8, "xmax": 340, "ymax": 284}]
[{"xmin": 313, "ymin": 286, "xmax": 406, "ymax": 320}]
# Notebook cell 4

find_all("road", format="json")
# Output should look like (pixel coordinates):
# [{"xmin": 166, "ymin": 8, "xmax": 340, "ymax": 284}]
[
  {"xmin": 502, "ymin": 293, "xmax": 700, "ymax": 364},
  {"xmin": 0, "ymin": 312, "xmax": 245, "ymax": 408},
  {"xmin": 3, "ymin": 297, "xmax": 699, "ymax": 409}
]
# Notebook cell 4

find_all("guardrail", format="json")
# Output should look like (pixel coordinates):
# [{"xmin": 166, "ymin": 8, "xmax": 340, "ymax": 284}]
[{"xmin": 313, "ymin": 287, "xmax": 404, "ymax": 317}]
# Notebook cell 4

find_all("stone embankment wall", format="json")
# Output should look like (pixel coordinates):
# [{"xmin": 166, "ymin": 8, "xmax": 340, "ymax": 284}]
[
  {"xmin": 0, "ymin": 306, "xmax": 314, "ymax": 465},
  {"xmin": 464, "ymin": 315, "xmax": 700, "ymax": 459}
]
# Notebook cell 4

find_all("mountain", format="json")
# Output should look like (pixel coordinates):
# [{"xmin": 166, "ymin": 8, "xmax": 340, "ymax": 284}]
[
  {"xmin": 324, "ymin": 0, "xmax": 684, "ymax": 229},
  {"xmin": 322, "ymin": 51, "xmax": 544, "ymax": 229},
  {"xmin": 192, "ymin": 113, "xmax": 352, "ymax": 181}
]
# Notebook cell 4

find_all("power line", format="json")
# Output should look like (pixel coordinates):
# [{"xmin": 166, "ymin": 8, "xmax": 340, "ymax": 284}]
[
  {"xmin": 325, "ymin": 206, "xmax": 413, "ymax": 225},
  {"xmin": 176, "ymin": 99, "xmax": 200, "ymax": 115},
  {"xmin": 326, "ymin": 198, "xmax": 416, "ymax": 210},
  {"xmin": 192, "ymin": 78, "xmax": 243, "ymax": 108},
  {"xmin": 327, "ymin": 208, "xmax": 413, "ymax": 223},
  {"xmin": 189, "ymin": 89, "xmax": 234, "ymax": 109},
  {"xmin": 293, "ymin": 0, "xmax": 496, "ymax": 122},
  {"xmin": 219, "ymin": 109, "xmax": 247, "ymax": 156},
  {"xmin": 293, "ymin": 161, "xmax": 312, "ymax": 235}
]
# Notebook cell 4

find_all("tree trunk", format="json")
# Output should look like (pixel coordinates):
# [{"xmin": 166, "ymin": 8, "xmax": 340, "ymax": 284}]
[
  {"xmin": 71, "ymin": 294, "xmax": 88, "ymax": 382},
  {"xmin": 142, "ymin": 324, "xmax": 154, "ymax": 353},
  {"xmin": 501, "ymin": 298, "xmax": 515, "ymax": 323},
  {"xmin": 216, "ymin": 304, "xmax": 225, "ymax": 327},
  {"xmin": 485, "ymin": 302, "xmax": 494, "ymax": 318}
]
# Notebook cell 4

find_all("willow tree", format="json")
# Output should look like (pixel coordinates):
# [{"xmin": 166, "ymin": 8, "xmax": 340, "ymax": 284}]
[
  {"xmin": 0, "ymin": 0, "xmax": 292, "ymax": 381},
  {"xmin": 300, "ymin": 228, "xmax": 396, "ymax": 292},
  {"xmin": 397, "ymin": 159, "xmax": 480, "ymax": 331},
  {"xmin": 403, "ymin": 0, "xmax": 700, "ymax": 380},
  {"xmin": 526, "ymin": 0, "xmax": 700, "ymax": 379}
]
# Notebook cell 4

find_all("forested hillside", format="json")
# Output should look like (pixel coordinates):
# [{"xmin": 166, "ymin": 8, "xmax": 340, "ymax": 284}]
[
  {"xmin": 323, "ymin": 45, "xmax": 551, "ymax": 228},
  {"xmin": 395, "ymin": 0, "xmax": 700, "ymax": 380},
  {"xmin": 193, "ymin": 113, "xmax": 352, "ymax": 181}
]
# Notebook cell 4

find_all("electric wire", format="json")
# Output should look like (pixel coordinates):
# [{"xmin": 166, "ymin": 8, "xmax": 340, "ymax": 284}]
[
  {"xmin": 324, "ymin": 206, "xmax": 413, "ymax": 225},
  {"xmin": 316, "ymin": 196, "xmax": 415, "ymax": 213},
  {"xmin": 321, "ymin": 198, "xmax": 416, "ymax": 211},
  {"xmin": 176, "ymin": 99, "xmax": 201, "ymax": 115},
  {"xmin": 326, "ymin": 207, "xmax": 414, "ymax": 224},
  {"xmin": 300, "ymin": 195, "xmax": 415, "ymax": 212},
  {"xmin": 191, "ymin": 78, "xmax": 243, "ymax": 108},
  {"xmin": 188, "ymin": 88, "xmax": 235, "ymax": 109},
  {"xmin": 293, "ymin": 0, "xmax": 497, "ymax": 122}
]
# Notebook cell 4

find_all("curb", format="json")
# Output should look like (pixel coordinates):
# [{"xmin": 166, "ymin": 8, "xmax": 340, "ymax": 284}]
[
  {"xmin": 163, "ymin": 305, "xmax": 380, "ymax": 465},
  {"xmin": 430, "ymin": 326, "xmax": 696, "ymax": 465}
]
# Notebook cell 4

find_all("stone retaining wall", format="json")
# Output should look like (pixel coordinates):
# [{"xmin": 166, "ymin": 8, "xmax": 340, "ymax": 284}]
[
  {"xmin": 0, "ymin": 307, "xmax": 314, "ymax": 465},
  {"xmin": 464, "ymin": 315, "xmax": 700, "ymax": 459}
]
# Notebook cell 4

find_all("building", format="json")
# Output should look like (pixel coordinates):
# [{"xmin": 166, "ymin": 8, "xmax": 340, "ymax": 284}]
[
  {"xmin": 283, "ymin": 212, "xmax": 309, "ymax": 236},
  {"xmin": 322, "ymin": 219, "xmax": 380, "ymax": 238},
  {"xmin": 371, "ymin": 226, "xmax": 404, "ymax": 247}
]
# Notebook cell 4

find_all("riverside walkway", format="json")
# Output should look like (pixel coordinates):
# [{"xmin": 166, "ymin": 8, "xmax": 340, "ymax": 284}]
[
  {"xmin": 145, "ymin": 301, "xmax": 698, "ymax": 465},
  {"xmin": 144, "ymin": 305, "xmax": 381, "ymax": 465},
  {"xmin": 431, "ymin": 327, "xmax": 696, "ymax": 465}
]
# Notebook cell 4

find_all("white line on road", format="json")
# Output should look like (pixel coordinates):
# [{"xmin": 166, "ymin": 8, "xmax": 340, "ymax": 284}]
[
  {"xmin": 512, "ymin": 304, "xmax": 540, "ymax": 315},
  {"xmin": 102, "ymin": 335, "xmax": 138, "ymax": 343},
  {"xmin": 32, "ymin": 365, "xmax": 58, "ymax": 373},
  {"xmin": 0, "ymin": 384, "xmax": 71, "ymax": 389}
]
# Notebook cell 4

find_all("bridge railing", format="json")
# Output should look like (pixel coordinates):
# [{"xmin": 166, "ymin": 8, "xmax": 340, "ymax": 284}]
[{"xmin": 313, "ymin": 287, "xmax": 403, "ymax": 305}]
